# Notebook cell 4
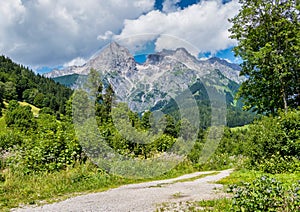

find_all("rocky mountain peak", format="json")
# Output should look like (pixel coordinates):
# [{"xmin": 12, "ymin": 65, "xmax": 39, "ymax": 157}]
[
  {"xmin": 174, "ymin": 47, "xmax": 190, "ymax": 56},
  {"xmin": 145, "ymin": 53, "xmax": 165, "ymax": 65},
  {"xmin": 84, "ymin": 41, "xmax": 137, "ymax": 76},
  {"xmin": 145, "ymin": 47, "xmax": 197, "ymax": 65},
  {"xmin": 48, "ymin": 42, "xmax": 245, "ymax": 112},
  {"xmin": 208, "ymin": 57, "xmax": 241, "ymax": 71},
  {"xmin": 47, "ymin": 41, "xmax": 244, "ymax": 84}
]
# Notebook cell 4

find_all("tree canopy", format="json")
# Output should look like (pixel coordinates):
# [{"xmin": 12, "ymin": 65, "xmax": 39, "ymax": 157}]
[
  {"xmin": 0, "ymin": 56, "xmax": 73, "ymax": 114},
  {"xmin": 229, "ymin": 0, "xmax": 300, "ymax": 114}
]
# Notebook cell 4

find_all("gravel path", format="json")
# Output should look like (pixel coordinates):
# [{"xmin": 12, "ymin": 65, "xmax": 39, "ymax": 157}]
[{"xmin": 13, "ymin": 169, "xmax": 233, "ymax": 212}]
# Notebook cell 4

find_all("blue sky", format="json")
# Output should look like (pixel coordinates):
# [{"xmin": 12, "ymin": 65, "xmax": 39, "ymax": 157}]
[{"xmin": 0, "ymin": 0, "xmax": 240, "ymax": 74}]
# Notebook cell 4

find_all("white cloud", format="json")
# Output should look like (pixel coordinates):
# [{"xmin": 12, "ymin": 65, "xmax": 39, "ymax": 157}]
[
  {"xmin": 162, "ymin": 0, "xmax": 180, "ymax": 13},
  {"xmin": 0, "ymin": 0, "xmax": 25, "ymax": 25},
  {"xmin": 97, "ymin": 31, "xmax": 114, "ymax": 41},
  {"xmin": 154, "ymin": 34, "xmax": 200, "ymax": 56},
  {"xmin": 115, "ymin": 0, "xmax": 240, "ymax": 56},
  {"xmin": 0, "ymin": 0, "xmax": 155, "ymax": 67},
  {"xmin": 63, "ymin": 57, "xmax": 86, "ymax": 67}
]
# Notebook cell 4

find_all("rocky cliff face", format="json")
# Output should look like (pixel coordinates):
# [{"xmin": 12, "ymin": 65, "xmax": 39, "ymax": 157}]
[{"xmin": 46, "ymin": 42, "xmax": 244, "ymax": 112}]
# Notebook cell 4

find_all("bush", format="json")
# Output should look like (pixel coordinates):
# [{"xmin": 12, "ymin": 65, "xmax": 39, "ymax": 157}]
[
  {"xmin": 245, "ymin": 109, "xmax": 300, "ymax": 173},
  {"xmin": 5, "ymin": 100, "xmax": 37, "ymax": 131},
  {"xmin": 0, "ymin": 130, "xmax": 23, "ymax": 150},
  {"xmin": 5, "ymin": 115, "xmax": 84, "ymax": 174},
  {"xmin": 231, "ymin": 175, "xmax": 300, "ymax": 211},
  {"xmin": 256, "ymin": 154, "xmax": 300, "ymax": 174}
]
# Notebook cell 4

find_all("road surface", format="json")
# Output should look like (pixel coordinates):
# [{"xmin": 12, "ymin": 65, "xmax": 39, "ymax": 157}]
[{"xmin": 13, "ymin": 169, "xmax": 233, "ymax": 212}]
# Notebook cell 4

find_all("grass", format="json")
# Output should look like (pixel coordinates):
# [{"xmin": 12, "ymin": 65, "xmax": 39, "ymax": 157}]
[
  {"xmin": 156, "ymin": 198, "xmax": 232, "ymax": 211},
  {"xmin": 173, "ymin": 172, "xmax": 219, "ymax": 183},
  {"xmin": 0, "ymin": 117, "xmax": 5, "ymax": 129},
  {"xmin": 156, "ymin": 168, "xmax": 300, "ymax": 211},
  {"xmin": 196, "ymin": 198, "xmax": 232, "ymax": 211},
  {"xmin": 0, "ymin": 162, "xmax": 141, "ymax": 211},
  {"xmin": 18, "ymin": 101, "xmax": 40, "ymax": 116},
  {"xmin": 217, "ymin": 168, "xmax": 300, "ymax": 187},
  {"xmin": 0, "ymin": 160, "xmax": 198, "ymax": 211},
  {"xmin": 149, "ymin": 172, "xmax": 219, "ymax": 188},
  {"xmin": 3, "ymin": 101, "xmax": 40, "ymax": 116},
  {"xmin": 230, "ymin": 124, "xmax": 249, "ymax": 132}
]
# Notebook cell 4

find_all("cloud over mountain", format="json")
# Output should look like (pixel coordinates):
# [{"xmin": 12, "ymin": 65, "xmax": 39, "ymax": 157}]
[
  {"xmin": 0, "ymin": 0, "xmax": 240, "ymax": 69},
  {"xmin": 0, "ymin": 0, "xmax": 155, "ymax": 67},
  {"xmin": 113, "ymin": 0, "xmax": 240, "ymax": 56}
]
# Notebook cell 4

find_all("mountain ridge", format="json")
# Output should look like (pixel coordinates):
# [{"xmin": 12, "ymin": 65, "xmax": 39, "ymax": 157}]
[
  {"xmin": 46, "ymin": 42, "xmax": 245, "ymax": 112},
  {"xmin": 45, "ymin": 42, "xmax": 243, "ymax": 83}
]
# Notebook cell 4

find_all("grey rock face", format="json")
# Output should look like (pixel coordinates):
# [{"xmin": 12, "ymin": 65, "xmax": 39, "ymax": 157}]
[{"xmin": 46, "ymin": 43, "xmax": 243, "ymax": 112}]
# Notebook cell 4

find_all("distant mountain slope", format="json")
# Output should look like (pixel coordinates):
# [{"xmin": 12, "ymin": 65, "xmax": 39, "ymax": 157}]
[
  {"xmin": 45, "ymin": 42, "xmax": 244, "ymax": 111},
  {"xmin": 44, "ymin": 42, "xmax": 254, "ymax": 127},
  {"xmin": 53, "ymin": 74, "xmax": 80, "ymax": 87}
]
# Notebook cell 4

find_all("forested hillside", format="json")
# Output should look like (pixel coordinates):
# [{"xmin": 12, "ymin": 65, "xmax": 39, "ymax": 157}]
[{"xmin": 0, "ymin": 56, "xmax": 73, "ymax": 114}]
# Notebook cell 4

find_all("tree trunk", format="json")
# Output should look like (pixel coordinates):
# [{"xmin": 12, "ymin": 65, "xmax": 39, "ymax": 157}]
[{"xmin": 282, "ymin": 87, "xmax": 288, "ymax": 114}]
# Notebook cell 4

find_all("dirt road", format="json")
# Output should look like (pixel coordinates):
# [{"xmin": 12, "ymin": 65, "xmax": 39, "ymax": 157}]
[{"xmin": 13, "ymin": 169, "xmax": 233, "ymax": 212}]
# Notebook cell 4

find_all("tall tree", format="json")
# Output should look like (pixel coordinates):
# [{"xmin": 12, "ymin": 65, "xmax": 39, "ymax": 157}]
[
  {"xmin": 85, "ymin": 68, "xmax": 102, "ymax": 97},
  {"xmin": 103, "ymin": 84, "xmax": 115, "ymax": 116},
  {"xmin": 229, "ymin": 0, "xmax": 300, "ymax": 114},
  {"xmin": 0, "ymin": 82, "xmax": 4, "ymax": 116}
]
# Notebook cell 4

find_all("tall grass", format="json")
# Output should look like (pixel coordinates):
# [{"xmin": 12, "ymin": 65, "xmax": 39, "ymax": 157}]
[{"xmin": 0, "ymin": 160, "xmax": 196, "ymax": 211}]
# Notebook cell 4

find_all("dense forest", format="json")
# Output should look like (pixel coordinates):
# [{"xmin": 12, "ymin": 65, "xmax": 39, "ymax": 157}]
[{"xmin": 0, "ymin": 56, "xmax": 73, "ymax": 115}]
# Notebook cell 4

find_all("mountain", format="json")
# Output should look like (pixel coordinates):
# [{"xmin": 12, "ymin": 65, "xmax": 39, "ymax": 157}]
[
  {"xmin": 45, "ymin": 42, "xmax": 137, "ymax": 78},
  {"xmin": 47, "ymin": 42, "xmax": 245, "ymax": 113}
]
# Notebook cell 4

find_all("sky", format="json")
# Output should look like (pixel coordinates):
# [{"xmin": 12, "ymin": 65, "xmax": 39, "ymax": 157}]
[{"xmin": 0, "ymin": 0, "xmax": 241, "ymax": 73}]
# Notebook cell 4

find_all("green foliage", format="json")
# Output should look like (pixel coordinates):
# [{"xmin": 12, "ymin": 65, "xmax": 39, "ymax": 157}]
[
  {"xmin": 39, "ymin": 107, "xmax": 54, "ymax": 115},
  {"xmin": 229, "ymin": 0, "xmax": 300, "ymax": 114},
  {"xmin": 5, "ymin": 100, "xmax": 37, "ymax": 131},
  {"xmin": 2, "ymin": 81, "xmax": 18, "ymax": 100},
  {"xmin": 256, "ymin": 154, "xmax": 300, "ymax": 174},
  {"xmin": 187, "ymin": 126, "xmax": 248, "ymax": 170},
  {"xmin": 0, "ymin": 55, "xmax": 73, "ymax": 113},
  {"xmin": 0, "ymin": 130, "xmax": 23, "ymax": 152},
  {"xmin": 161, "ymin": 114, "xmax": 178, "ymax": 137},
  {"xmin": 53, "ymin": 73, "xmax": 80, "ymax": 87},
  {"xmin": 85, "ymin": 68, "xmax": 103, "ymax": 96},
  {"xmin": 98, "ymin": 84, "xmax": 115, "ymax": 123},
  {"xmin": 141, "ymin": 110, "xmax": 152, "ymax": 129},
  {"xmin": 231, "ymin": 175, "xmax": 300, "ymax": 211},
  {"xmin": 226, "ymin": 106, "xmax": 255, "ymax": 127},
  {"xmin": 5, "ymin": 114, "xmax": 84, "ymax": 173},
  {"xmin": 152, "ymin": 134, "xmax": 176, "ymax": 152},
  {"xmin": 0, "ymin": 83, "xmax": 3, "ymax": 117},
  {"xmin": 244, "ymin": 109, "xmax": 300, "ymax": 173}
]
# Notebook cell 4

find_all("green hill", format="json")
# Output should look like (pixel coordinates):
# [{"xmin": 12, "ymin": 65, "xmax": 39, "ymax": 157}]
[
  {"xmin": 0, "ymin": 56, "xmax": 73, "ymax": 114},
  {"xmin": 53, "ymin": 73, "xmax": 80, "ymax": 87}
]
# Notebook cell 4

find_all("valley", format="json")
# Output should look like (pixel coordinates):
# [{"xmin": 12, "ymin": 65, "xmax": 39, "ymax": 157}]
[{"xmin": 0, "ymin": 0, "xmax": 299, "ymax": 211}]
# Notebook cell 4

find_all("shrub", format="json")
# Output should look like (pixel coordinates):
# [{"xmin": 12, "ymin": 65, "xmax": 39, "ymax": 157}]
[
  {"xmin": 256, "ymin": 154, "xmax": 300, "ymax": 174},
  {"xmin": 5, "ymin": 100, "xmax": 37, "ymax": 131},
  {"xmin": 5, "ymin": 115, "xmax": 84, "ymax": 174},
  {"xmin": 245, "ymin": 109, "xmax": 300, "ymax": 173},
  {"xmin": 231, "ymin": 175, "xmax": 300, "ymax": 211}
]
